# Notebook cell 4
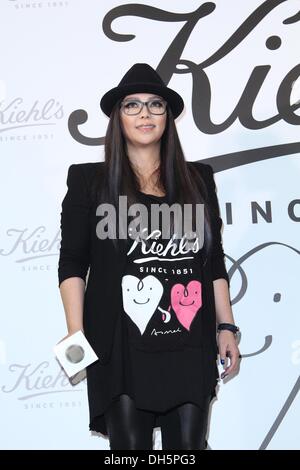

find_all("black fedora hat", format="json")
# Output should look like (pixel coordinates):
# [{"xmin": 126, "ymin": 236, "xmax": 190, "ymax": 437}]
[{"xmin": 100, "ymin": 63, "xmax": 184, "ymax": 119}]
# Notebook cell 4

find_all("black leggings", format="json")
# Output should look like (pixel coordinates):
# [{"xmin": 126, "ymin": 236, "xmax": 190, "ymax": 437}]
[{"xmin": 104, "ymin": 394, "xmax": 211, "ymax": 450}]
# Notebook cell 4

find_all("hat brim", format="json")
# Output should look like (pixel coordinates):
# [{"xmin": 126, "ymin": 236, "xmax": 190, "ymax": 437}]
[{"xmin": 100, "ymin": 82, "xmax": 184, "ymax": 119}]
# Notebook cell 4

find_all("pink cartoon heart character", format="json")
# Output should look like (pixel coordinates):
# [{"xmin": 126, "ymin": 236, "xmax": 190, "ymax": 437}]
[{"xmin": 170, "ymin": 280, "xmax": 202, "ymax": 330}]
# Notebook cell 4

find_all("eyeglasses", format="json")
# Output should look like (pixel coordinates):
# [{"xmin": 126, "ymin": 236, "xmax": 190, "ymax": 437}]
[{"xmin": 120, "ymin": 98, "xmax": 167, "ymax": 115}]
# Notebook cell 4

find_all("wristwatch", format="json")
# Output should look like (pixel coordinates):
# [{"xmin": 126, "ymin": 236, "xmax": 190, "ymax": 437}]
[{"xmin": 217, "ymin": 323, "xmax": 240, "ymax": 335}]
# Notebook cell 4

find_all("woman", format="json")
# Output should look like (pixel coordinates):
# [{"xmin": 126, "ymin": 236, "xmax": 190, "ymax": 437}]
[{"xmin": 58, "ymin": 63, "xmax": 240, "ymax": 450}]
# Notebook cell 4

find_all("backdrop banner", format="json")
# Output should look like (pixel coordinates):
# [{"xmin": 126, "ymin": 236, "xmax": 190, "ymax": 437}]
[{"xmin": 1, "ymin": 0, "xmax": 299, "ymax": 450}]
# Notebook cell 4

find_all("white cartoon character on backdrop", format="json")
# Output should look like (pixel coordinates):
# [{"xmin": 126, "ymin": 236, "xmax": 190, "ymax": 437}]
[{"xmin": 209, "ymin": 243, "xmax": 300, "ymax": 450}]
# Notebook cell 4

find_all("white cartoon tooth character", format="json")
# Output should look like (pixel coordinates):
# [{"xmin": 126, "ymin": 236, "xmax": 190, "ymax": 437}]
[
  {"xmin": 158, "ymin": 305, "xmax": 172, "ymax": 323},
  {"xmin": 122, "ymin": 275, "xmax": 164, "ymax": 334}
]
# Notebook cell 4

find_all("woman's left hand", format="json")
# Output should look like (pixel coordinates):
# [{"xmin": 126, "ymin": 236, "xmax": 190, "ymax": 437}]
[{"xmin": 217, "ymin": 330, "xmax": 240, "ymax": 379}]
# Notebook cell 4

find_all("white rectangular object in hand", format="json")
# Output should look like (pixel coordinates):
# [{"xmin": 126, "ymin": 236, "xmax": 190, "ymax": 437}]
[{"xmin": 54, "ymin": 330, "xmax": 98, "ymax": 378}]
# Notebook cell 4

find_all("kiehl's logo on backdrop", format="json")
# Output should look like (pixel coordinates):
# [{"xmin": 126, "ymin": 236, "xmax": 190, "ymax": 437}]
[
  {"xmin": 1, "ymin": 361, "xmax": 82, "ymax": 400},
  {"xmin": 8, "ymin": 0, "xmax": 69, "ymax": 10},
  {"xmin": 0, "ymin": 98, "xmax": 64, "ymax": 133},
  {"xmin": 0, "ymin": 226, "xmax": 60, "ymax": 262},
  {"xmin": 68, "ymin": 0, "xmax": 300, "ymax": 171}
]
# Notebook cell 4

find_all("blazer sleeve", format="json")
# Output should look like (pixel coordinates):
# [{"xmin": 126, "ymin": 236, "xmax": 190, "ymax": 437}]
[
  {"xmin": 204, "ymin": 164, "xmax": 230, "ymax": 286},
  {"xmin": 58, "ymin": 164, "xmax": 91, "ymax": 288}
]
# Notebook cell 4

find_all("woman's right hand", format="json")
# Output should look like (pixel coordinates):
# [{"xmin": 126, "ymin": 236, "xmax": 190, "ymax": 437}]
[{"xmin": 57, "ymin": 329, "xmax": 83, "ymax": 345}]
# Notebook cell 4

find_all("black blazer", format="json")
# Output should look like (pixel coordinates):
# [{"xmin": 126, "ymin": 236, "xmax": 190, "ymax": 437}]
[{"xmin": 58, "ymin": 161, "xmax": 229, "ymax": 364}]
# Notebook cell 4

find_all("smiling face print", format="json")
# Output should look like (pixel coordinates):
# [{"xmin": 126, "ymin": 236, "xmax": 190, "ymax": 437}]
[
  {"xmin": 170, "ymin": 280, "xmax": 202, "ymax": 330},
  {"xmin": 122, "ymin": 275, "xmax": 164, "ymax": 334}
]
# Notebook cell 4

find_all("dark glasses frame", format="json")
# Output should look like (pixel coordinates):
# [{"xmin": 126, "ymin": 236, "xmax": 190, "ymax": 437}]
[{"xmin": 120, "ymin": 98, "xmax": 167, "ymax": 115}]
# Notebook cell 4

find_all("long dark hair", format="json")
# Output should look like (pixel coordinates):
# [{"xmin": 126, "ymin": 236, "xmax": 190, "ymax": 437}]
[{"xmin": 96, "ymin": 99, "xmax": 212, "ymax": 256}]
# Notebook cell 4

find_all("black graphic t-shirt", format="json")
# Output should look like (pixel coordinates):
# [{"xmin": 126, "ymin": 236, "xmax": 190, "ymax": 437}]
[{"xmin": 121, "ymin": 191, "xmax": 206, "ymax": 353}]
